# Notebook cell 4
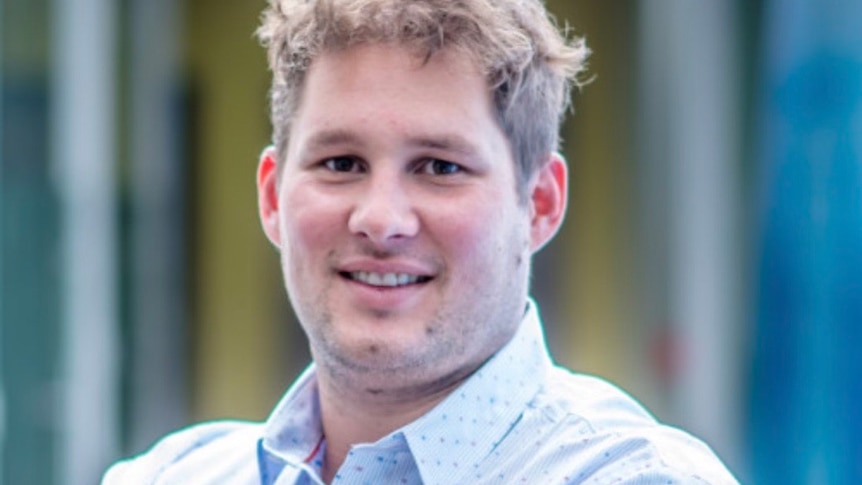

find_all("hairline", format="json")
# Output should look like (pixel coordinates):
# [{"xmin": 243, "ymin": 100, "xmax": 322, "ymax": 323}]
[{"xmin": 274, "ymin": 42, "xmax": 548, "ymax": 201}]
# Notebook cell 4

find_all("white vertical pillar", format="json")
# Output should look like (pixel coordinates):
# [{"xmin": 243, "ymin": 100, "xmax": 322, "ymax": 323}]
[
  {"xmin": 128, "ymin": 0, "xmax": 188, "ymax": 453},
  {"xmin": 669, "ymin": 1, "xmax": 742, "ymax": 468},
  {"xmin": 52, "ymin": 0, "xmax": 119, "ymax": 482},
  {"xmin": 639, "ymin": 0, "xmax": 742, "ymax": 470}
]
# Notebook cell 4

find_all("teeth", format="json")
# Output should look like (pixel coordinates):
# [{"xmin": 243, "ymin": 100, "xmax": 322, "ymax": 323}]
[{"xmin": 350, "ymin": 271, "xmax": 423, "ymax": 287}]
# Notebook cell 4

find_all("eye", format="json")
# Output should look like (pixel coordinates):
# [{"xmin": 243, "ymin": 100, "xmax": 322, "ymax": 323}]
[
  {"xmin": 323, "ymin": 156, "xmax": 363, "ymax": 173},
  {"xmin": 420, "ymin": 158, "xmax": 462, "ymax": 176}
]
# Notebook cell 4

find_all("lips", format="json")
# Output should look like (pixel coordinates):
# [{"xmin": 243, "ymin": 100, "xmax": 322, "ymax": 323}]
[{"xmin": 342, "ymin": 271, "xmax": 433, "ymax": 288}]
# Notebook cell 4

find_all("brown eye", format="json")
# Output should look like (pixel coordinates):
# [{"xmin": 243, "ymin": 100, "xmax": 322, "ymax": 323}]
[
  {"xmin": 323, "ymin": 156, "xmax": 361, "ymax": 172},
  {"xmin": 422, "ymin": 159, "xmax": 461, "ymax": 175}
]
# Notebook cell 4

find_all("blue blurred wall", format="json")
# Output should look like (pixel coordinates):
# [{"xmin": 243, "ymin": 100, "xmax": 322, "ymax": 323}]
[{"xmin": 751, "ymin": 0, "xmax": 862, "ymax": 482}]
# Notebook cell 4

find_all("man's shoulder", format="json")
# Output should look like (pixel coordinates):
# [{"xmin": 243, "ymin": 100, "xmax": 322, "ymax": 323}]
[
  {"xmin": 101, "ymin": 420, "xmax": 262, "ymax": 484},
  {"xmin": 542, "ymin": 367, "xmax": 657, "ymax": 427},
  {"xmin": 526, "ymin": 368, "xmax": 739, "ymax": 483}
]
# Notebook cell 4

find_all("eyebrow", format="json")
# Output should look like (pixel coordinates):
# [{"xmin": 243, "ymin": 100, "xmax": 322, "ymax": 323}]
[
  {"xmin": 304, "ymin": 129, "xmax": 481, "ymax": 159},
  {"xmin": 305, "ymin": 129, "xmax": 366, "ymax": 151},
  {"xmin": 410, "ymin": 134, "xmax": 481, "ymax": 158}
]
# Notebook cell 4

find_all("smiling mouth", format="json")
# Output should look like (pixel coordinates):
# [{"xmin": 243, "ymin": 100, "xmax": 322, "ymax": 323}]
[{"xmin": 340, "ymin": 271, "xmax": 433, "ymax": 288}]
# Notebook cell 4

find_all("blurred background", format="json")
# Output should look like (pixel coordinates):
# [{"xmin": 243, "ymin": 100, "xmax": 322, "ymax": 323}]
[{"xmin": 2, "ymin": 0, "xmax": 860, "ymax": 483}]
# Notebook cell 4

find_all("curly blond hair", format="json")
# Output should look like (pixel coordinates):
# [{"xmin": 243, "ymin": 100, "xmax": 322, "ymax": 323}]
[{"xmin": 257, "ymin": 0, "xmax": 589, "ymax": 190}]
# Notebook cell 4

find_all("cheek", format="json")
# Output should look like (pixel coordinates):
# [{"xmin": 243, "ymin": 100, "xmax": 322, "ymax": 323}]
[
  {"xmin": 434, "ymin": 198, "xmax": 527, "ymax": 266},
  {"xmin": 280, "ymin": 187, "xmax": 344, "ymax": 266}
]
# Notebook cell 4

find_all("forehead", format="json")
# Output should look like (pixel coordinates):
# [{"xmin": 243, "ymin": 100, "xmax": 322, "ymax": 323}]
[
  {"xmin": 287, "ymin": 43, "xmax": 512, "ymax": 161},
  {"xmin": 298, "ymin": 43, "xmax": 489, "ymax": 112}
]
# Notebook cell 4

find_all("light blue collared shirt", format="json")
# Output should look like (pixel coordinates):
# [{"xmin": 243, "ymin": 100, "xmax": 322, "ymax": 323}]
[{"xmin": 104, "ymin": 301, "xmax": 738, "ymax": 484}]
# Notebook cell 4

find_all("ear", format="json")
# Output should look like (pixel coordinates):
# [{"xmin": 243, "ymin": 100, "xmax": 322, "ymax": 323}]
[
  {"xmin": 528, "ymin": 152, "xmax": 568, "ymax": 252},
  {"xmin": 257, "ymin": 146, "xmax": 281, "ymax": 247}
]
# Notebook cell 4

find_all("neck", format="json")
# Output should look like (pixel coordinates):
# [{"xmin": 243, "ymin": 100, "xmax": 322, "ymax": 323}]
[{"xmin": 315, "ymin": 366, "xmax": 473, "ymax": 484}]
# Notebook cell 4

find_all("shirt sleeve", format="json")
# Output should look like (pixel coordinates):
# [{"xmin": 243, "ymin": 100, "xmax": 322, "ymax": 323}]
[{"xmin": 100, "ymin": 421, "xmax": 256, "ymax": 485}]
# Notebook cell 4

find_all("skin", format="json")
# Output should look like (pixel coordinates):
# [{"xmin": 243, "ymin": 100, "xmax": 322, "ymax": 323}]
[{"xmin": 257, "ymin": 43, "xmax": 567, "ymax": 483}]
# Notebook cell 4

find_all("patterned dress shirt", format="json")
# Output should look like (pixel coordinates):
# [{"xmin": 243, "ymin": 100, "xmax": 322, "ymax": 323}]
[{"xmin": 103, "ymin": 300, "xmax": 739, "ymax": 484}]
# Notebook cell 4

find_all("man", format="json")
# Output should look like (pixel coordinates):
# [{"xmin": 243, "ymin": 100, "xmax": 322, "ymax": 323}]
[{"xmin": 105, "ymin": 0, "xmax": 738, "ymax": 483}]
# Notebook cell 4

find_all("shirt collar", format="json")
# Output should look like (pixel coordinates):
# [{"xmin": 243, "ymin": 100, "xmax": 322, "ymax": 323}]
[
  {"xmin": 257, "ymin": 299, "xmax": 552, "ymax": 484},
  {"xmin": 258, "ymin": 364, "xmax": 323, "ymax": 481},
  {"xmin": 401, "ymin": 298, "xmax": 552, "ymax": 483}
]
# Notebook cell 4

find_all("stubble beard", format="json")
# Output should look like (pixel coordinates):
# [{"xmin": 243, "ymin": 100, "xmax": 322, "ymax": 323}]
[
  {"xmin": 284, "ymin": 231, "xmax": 532, "ymax": 403},
  {"xmin": 312, "ymin": 302, "xmax": 524, "ymax": 403}
]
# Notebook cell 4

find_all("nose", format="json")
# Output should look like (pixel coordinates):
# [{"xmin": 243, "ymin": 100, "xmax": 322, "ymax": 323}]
[{"xmin": 348, "ymin": 172, "xmax": 420, "ymax": 244}]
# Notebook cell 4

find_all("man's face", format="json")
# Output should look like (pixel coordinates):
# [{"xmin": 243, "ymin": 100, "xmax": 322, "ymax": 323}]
[{"xmin": 258, "ymin": 43, "xmax": 566, "ymax": 397}]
